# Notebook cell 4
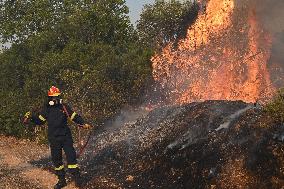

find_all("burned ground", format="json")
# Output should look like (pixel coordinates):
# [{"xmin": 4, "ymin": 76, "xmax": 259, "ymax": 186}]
[
  {"xmin": 75, "ymin": 100, "xmax": 284, "ymax": 189},
  {"xmin": 27, "ymin": 100, "xmax": 284, "ymax": 188}
]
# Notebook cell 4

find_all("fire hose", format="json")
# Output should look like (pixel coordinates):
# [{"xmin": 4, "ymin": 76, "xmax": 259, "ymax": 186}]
[
  {"xmin": 76, "ymin": 127, "xmax": 93, "ymax": 158},
  {"xmin": 61, "ymin": 105, "xmax": 94, "ymax": 158}
]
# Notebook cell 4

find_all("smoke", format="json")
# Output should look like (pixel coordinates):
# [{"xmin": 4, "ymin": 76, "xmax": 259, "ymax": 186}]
[
  {"xmin": 103, "ymin": 106, "xmax": 150, "ymax": 131},
  {"xmin": 253, "ymin": 0, "xmax": 284, "ymax": 34},
  {"xmin": 253, "ymin": 0, "xmax": 284, "ymax": 86},
  {"xmin": 269, "ymin": 31, "xmax": 284, "ymax": 88},
  {"xmin": 234, "ymin": 0, "xmax": 284, "ymax": 87}
]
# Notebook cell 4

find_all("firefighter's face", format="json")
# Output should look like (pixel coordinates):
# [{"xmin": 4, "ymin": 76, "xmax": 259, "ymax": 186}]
[{"xmin": 49, "ymin": 96, "xmax": 62, "ymax": 106}]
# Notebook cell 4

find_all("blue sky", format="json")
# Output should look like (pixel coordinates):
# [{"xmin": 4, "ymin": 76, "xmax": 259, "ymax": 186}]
[{"xmin": 125, "ymin": 0, "xmax": 155, "ymax": 25}]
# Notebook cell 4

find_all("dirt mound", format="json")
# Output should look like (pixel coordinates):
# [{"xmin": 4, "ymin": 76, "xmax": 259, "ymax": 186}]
[{"xmin": 81, "ymin": 100, "xmax": 284, "ymax": 189}]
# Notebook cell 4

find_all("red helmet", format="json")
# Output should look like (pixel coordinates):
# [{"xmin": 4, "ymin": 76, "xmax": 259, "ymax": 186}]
[{"xmin": 48, "ymin": 86, "xmax": 61, "ymax": 96}]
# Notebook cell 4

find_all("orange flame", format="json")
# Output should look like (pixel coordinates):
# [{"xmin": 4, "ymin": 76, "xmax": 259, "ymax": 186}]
[{"xmin": 152, "ymin": 0, "xmax": 275, "ymax": 104}]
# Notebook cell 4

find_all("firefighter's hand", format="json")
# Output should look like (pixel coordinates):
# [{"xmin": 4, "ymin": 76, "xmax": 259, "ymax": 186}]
[
  {"xmin": 23, "ymin": 111, "xmax": 31, "ymax": 124},
  {"xmin": 24, "ymin": 111, "xmax": 31, "ymax": 119},
  {"xmin": 83, "ymin": 123, "xmax": 92, "ymax": 129}
]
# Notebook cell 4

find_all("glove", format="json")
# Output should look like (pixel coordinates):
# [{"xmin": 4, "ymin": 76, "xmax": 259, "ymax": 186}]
[
  {"xmin": 24, "ymin": 111, "xmax": 31, "ymax": 119},
  {"xmin": 83, "ymin": 123, "xmax": 92, "ymax": 129},
  {"xmin": 23, "ymin": 111, "xmax": 31, "ymax": 124}
]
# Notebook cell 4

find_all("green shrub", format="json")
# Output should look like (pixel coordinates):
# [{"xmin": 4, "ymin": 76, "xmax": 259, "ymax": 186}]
[
  {"xmin": 264, "ymin": 88, "xmax": 284, "ymax": 123},
  {"xmin": 0, "ymin": 0, "xmax": 154, "ymax": 141}
]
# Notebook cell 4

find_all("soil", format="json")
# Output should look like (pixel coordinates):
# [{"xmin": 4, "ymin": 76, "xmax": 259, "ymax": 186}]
[{"xmin": 0, "ymin": 135, "xmax": 76, "ymax": 189}]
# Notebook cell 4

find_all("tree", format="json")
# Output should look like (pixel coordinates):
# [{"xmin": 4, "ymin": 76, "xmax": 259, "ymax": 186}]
[
  {"xmin": 0, "ymin": 0, "xmax": 133, "ymax": 45},
  {"xmin": 0, "ymin": 0, "xmax": 154, "ymax": 138},
  {"xmin": 137, "ymin": 0, "xmax": 199, "ymax": 50}
]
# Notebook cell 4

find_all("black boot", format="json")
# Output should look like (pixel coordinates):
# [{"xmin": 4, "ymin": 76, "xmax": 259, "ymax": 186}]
[
  {"xmin": 70, "ymin": 168, "xmax": 83, "ymax": 187},
  {"xmin": 54, "ymin": 176, "xmax": 67, "ymax": 189},
  {"xmin": 74, "ymin": 173, "xmax": 83, "ymax": 187}
]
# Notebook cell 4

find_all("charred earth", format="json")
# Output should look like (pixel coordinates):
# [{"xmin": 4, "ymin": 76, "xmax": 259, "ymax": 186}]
[{"xmin": 78, "ymin": 100, "xmax": 284, "ymax": 189}]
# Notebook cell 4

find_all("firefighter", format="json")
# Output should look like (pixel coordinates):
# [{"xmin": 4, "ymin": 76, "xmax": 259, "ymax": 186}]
[{"xmin": 24, "ymin": 86, "xmax": 92, "ymax": 189}]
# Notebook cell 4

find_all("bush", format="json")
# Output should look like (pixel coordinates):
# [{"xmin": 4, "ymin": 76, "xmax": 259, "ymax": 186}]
[
  {"xmin": 0, "ymin": 90, "xmax": 26, "ymax": 137},
  {"xmin": 264, "ymin": 88, "xmax": 284, "ymax": 123},
  {"xmin": 0, "ymin": 0, "xmax": 154, "ymax": 140},
  {"xmin": 137, "ymin": 0, "xmax": 199, "ymax": 49}
]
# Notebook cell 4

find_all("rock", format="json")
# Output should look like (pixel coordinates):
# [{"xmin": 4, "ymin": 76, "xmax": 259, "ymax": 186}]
[{"xmin": 126, "ymin": 175, "xmax": 134, "ymax": 182}]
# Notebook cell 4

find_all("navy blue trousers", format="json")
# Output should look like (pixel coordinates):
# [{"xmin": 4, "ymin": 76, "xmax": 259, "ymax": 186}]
[{"xmin": 49, "ymin": 135, "xmax": 78, "ymax": 176}]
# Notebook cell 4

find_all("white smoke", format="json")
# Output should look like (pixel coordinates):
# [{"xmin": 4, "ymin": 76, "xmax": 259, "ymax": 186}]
[
  {"xmin": 253, "ymin": 0, "xmax": 284, "ymax": 87},
  {"xmin": 253, "ymin": 0, "xmax": 284, "ymax": 34},
  {"xmin": 102, "ymin": 106, "xmax": 151, "ymax": 132}
]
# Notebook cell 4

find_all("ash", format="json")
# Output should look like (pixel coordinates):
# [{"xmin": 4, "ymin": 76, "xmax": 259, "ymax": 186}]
[{"xmin": 77, "ymin": 100, "xmax": 284, "ymax": 189}]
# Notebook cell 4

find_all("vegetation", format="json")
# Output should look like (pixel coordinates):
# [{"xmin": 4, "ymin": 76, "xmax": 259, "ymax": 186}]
[
  {"xmin": 265, "ymin": 88, "xmax": 284, "ymax": 124},
  {"xmin": 0, "ymin": 0, "xmax": 198, "ymax": 138},
  {"xmin": 137, "ymin": 0, "xmax": 199, "ymax": 50},
  {"xmin": 0, "ymin": 0, "xmax": 152, "ymax": 137}
]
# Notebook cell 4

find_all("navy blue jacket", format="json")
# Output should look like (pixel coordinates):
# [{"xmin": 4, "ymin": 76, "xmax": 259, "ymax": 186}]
[{"xmin": 31, "ymin": 103, "xmax": 84, "ymax": 140}]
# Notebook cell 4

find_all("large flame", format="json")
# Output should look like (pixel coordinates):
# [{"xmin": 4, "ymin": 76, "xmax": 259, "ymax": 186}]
[{"xmin": 152, "ymin": 0, "xmax": 275, "ymax": 104}]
